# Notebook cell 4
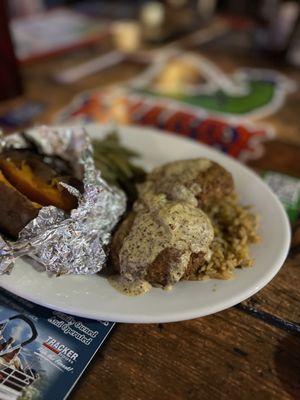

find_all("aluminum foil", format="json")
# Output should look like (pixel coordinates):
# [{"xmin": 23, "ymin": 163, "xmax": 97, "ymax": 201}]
[{"xmin": 0, "ymin": 126, "xmax": 126, "ymax": 275}]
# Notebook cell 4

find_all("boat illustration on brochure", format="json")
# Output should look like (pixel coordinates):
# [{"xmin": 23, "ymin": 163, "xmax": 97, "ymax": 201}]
[{"xmin": 0, "ymin": 315, "xmax": 40, "ymax": 400}]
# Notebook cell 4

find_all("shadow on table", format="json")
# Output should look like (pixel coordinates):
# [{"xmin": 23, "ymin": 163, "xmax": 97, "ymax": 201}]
[{"xmin": 274, "ymin": 333, "xmax": 300, "ymax": 399}]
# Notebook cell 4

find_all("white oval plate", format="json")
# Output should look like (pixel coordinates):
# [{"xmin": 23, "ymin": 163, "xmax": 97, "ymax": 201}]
[{"xmin": 0, "ymin": 124, "xmax": 291, "ymax": 323}]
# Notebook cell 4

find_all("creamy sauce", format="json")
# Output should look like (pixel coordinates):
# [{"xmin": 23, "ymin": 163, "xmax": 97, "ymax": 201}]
[
  {"xmin": 108, "ymin": 275, "xmax": 152, "ymax": 296},
  {"xmin": 118, "ymin": 193, "xmax": 214, "ymax": 293},
  {"xmin": 111, "ymin": 159, "xmax": 217, "ymax": 296},
  {"xmin": 139, "ymin": 159, "xmax": 212, "ymax": 206}
]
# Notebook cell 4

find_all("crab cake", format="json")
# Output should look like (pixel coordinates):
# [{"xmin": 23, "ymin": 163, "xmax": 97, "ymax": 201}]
[
  {"xmin": 139, "ymin": 159, "xmax": 234, "ymax": 208},
  {"xmin": 109, "ymin": 193, "xmax": 214, "ymax": 294}
]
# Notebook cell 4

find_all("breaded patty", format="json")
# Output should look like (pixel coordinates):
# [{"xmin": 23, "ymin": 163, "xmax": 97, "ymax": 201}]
[
  {"xmin": 110, "ymin": 212, "xmax": 207, "ymax": 287},
  {"xmin": 110, "ymin": 192, "xmax": 213, "ymax": 288},
  {"xmin": 140, "ymin": 159, "xmax": 234, "ymax": 208}
]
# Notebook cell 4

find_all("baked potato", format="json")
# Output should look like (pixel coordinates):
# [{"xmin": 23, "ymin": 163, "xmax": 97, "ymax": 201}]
[
  {"xmin": 0, "ymin": 150, "xmax": 82, "ymax": 240},
  {"xmin": 0, "ymin": 170, "xmax": 41, "ymax": 239}
]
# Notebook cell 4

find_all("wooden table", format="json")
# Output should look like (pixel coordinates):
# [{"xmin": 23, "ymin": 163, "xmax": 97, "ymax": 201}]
[{"xmin": 1, "ymin": 44, "xmax": 299, "ymax": 400}]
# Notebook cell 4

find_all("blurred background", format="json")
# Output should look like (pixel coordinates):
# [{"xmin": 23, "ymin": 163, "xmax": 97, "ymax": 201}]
[
  {"xmin": 0, "ymin": 5, "xmax": 299, "ymax": 400},
  {"xmin": 0, "ymin": 0, "xmax": 299, "ymax": 155}
]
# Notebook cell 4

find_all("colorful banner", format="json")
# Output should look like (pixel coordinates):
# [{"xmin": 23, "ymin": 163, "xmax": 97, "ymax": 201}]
[{"xmin": 56, "ymin": 88, "xmax": 274, "ymax": 161}]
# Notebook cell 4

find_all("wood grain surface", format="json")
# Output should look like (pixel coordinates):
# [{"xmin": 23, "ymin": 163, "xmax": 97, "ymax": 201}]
[{"xmin": 0, "ymin": 43, "xmax": 299, "ymax": 400}]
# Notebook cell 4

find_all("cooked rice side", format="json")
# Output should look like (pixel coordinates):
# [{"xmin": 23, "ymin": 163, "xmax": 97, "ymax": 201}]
[{"xmin": 185, "ymin": 194, "xmax": 260, "ymax": 280}]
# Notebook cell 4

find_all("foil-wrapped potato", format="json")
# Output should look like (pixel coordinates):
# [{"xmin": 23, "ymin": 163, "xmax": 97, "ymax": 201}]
[{"xmin": 0, "ymin": 150, "xmax": 81, "ymax": 240}]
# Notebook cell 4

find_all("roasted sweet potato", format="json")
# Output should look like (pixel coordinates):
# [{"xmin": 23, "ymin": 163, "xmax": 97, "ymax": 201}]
[
  {"xmin": 0, "ymin": 150, "xmax": 83, "ymax": 240},
  {"xmin": 0, "ymin": 151, "xmax": 79, "ymax": 212},
  {"xmin": 0, "ymin": 171, "xmax": 41, "ymax": 239}
]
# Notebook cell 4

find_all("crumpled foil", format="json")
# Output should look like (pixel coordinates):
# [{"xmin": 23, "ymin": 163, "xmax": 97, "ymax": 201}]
[{"xmin": 0, "ymin": 126, "xmax": 126, "ymax": 275}]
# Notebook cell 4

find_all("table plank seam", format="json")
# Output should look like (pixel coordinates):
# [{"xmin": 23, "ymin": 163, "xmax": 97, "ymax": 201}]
[{"xmin": 236, "ymin": 304, "xmax": 300, "ymax": 334}]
